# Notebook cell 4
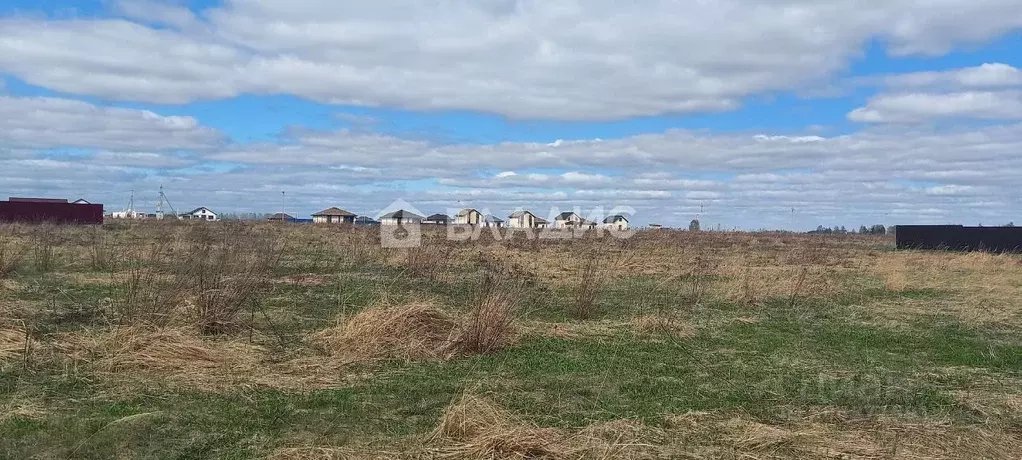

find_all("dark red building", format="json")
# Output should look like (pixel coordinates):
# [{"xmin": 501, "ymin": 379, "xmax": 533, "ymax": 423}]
[{"xmin": 0, "ymin": 197, "xmax": 104, "ymax": 224}]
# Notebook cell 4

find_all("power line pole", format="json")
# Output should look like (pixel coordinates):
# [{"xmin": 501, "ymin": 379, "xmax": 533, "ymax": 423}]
[{"xmin": 156, "ymin": 185, "xmax": 164, "ymax": 220}]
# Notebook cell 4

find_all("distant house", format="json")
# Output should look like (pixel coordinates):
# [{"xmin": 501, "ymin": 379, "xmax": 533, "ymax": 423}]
[
  {"xmin": 180, "ymin": 207, "xmax": 218, "ymax": 221},
  {"xmin": 534, "ymin": 216, "xmax": 549, "ymax": 229},
  {"xmin": 455, "ymin": 208, "xmax": 482, "ymax": 225},
  {"xmin": 267, "ymin": 213, "xmax": 294, "ymax": 222},
  {"xmin": 312, "ymin": 207, "xmax": 355, "ymax": 224},
  {"xmin": 554, "ymin": 212, "xmax": 594, "ymax": 229},
  {"xmin": 603, "ymin": 215, "xmax": 629, "ymax": 231},
  {"xmin": 379, "ymin": 210, "xmax": 423, "ymax": 226},
  {"xmin": 424, "ymin": 214, "xmax": 450, "ymax": 225},
  {"xmin": 482, "ymin": 215, "xmax": 505, "ymax": 228},
  {"xmin": 354, "ymin": 216, "xmax": 379, "ymax": 226},
  {"xmin": 648, "ymin": 224, "xmax": 663, "ymax": 230},
  {"xmin": 508, "ymin": 210, "xmax": 538, "ymax": 228},
  {"xmin": 72, "ymin": 198, "xmax": 91, "ymax": 205}
]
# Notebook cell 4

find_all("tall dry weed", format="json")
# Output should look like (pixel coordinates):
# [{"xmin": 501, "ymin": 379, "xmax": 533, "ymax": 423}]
[
  {"xmin": 31, "ymin": 225, "xmax": 57, "ymax": 273},
  {"xmin": 181, "ymin": 224, "xmax": 284, "ymax": 334},
  {"xmin": 453, "ymin": 271, "xmax": 520, "ymax": 355},
  {"xmin": 571, "ymin": 253, "xmax": 605, "ymax": 320},
  {"xmin": 404, "ymin": 241, "xmax": 454, "ymax": 281},
  {"xmin": 0, "ymin": 227, "xmax": 25, "ymax": 278},
  {"xmin": 87, "ymin": 228, "xmax": 117, "ymax": 272},
  {"xmin": 118, "ymin": 238, "xmax": 184, "ymax": 327}
]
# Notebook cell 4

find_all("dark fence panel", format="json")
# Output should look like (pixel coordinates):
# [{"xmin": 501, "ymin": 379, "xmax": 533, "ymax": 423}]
[
  {"xmin": 0, "ymin": 201, "xmax": 104, "ymax": 224},
  {"xmin": 896, "ymin": 225, "xmax": 1022, "ymax": 252}
]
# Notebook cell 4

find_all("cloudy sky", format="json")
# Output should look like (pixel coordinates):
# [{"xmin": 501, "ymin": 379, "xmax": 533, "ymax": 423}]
[{"xmin": 2, "ymin": 0, "xmax": 1021, "ymax": 229}]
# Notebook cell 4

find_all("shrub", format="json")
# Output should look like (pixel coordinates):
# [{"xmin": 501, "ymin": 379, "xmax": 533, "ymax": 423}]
[
  {"xmin": 118, "ymin": 238, "xmax": 185, "ymax": 327},
  {"xmin": 180, "ymin": 224, "xmax": 284, "ymax": 335},
  {"xmin": 570, "ymin": 254, "xmax": 605, "ymax": 320},
  {"xmin": 452, "ymin": 271, "xmax": 520, "ymax": 355}
]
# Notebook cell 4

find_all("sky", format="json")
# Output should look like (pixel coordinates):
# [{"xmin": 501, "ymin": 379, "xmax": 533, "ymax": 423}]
[{"xmin": 1, "ymin": 0, "xmax": 1021, "ymax": 229}]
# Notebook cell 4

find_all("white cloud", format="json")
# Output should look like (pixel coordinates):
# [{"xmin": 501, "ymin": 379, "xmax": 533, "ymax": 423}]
[
  {"xmin": 0, "ymin": 96, "xmax": 224, "ymax": 150},
  {"xmin": 2, "ymin": 1, "xmax": 1022, "ymax": 119},
  {"xmin": 848, "ymin": 91, "xmax": 1022, "ymax": 123},
  {"xmin": 4, "ymin": 121, "xmax": 1020, "ymax": 228},
  {"xmin": 876, "ymin": 63, "xmax": 1022, "ymax": 89}
]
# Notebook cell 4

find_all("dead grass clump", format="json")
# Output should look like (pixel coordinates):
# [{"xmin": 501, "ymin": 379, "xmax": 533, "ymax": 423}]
[
  {"xmin": 431, "ymin": 394, "xmax": 657, "ymax": 459},
  {"xmin": 56, "ymin": 326, "xmax": 264, "ymax": 384},
  {"xmin": 313, "ymin": 302, "xmax": 458, "ymax": 363},
  {"xmin": 632, "ymin": 315, "xmax": 695, "ymax": 339}
]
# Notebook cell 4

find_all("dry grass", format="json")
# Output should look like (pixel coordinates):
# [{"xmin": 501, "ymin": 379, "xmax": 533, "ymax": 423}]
[
  {"xmin": 314, "ymin": 274, "xmax": 522, "ymax": 363},
  {"xmin": 571, "ymin": 253, "xmax": 606, "ymax": 320},
  {"xmin": 430, "ymin": 394, "xmax": 657, "ymax": 459},
  {"xmin": 0, "ymin": 228, "xmax": 25, "ymax": 278},
  {"xmin": 451, "ymin": 272, "xmax": 521, "ymax": 355},
  {"xmin": 0, "ymin": 325, "xmax": 31, "ymax": 362},
  {"xmin": 49, "ymin": 325, "xmax": 348, "ymax": 390},
  {"xmin": 313, "ymin": 302, "xmax": 459, "ymax": 363},
  {"xmin": 0, "ymin": 396, "xmax": 45, "ymax": 422},
  {"xmin": 868, "ymin": 250, "xmax": 1022, "ymax": 326},
  {"xmin": 57, "ymin": 326, "xmax": 264, "ymax": 376},
  {"xmin": 632, "ymin": 314, "xmax": 696, "ymax": 339},
  {"xmin": 664, "ymin": 411, "xmax": 1022, "ymax": 459},
  {"xmin": 266, "ymin": 447, "xmax": 401, "ymax": 460},
  {"xmin": 403, "ymin": 242, "xmax": 455, "ymax": 282},
  {"xmin": 181, "ymin": 224, "xmax": 284, "ymax": 334}
]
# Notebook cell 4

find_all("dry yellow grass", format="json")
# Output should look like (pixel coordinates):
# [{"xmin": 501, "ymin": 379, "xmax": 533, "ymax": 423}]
[
  {"xmin": 265, "ymin": 447, "xmax": 401, "ymax": 460},
  {"xmin": 50, "ymin": 326, "xmax": 348, "ymax": 390},
  {"xmin": 631, "ymin": 314, "xmax": 696, "ymax": 338},
  {"xmin": 0, "ymin": 325, "xmax": 30, "ymax": 362},
  {"xmin": 663, "ymin": 411, "xmax": 1022, "ymax": 459},
  {"xmin": 313, "ymin": 302, "xmax": 459, "ymax": 363},
  {"xmin": 430, "ymin": 393, "xmax": 658, "ymax": 460}
]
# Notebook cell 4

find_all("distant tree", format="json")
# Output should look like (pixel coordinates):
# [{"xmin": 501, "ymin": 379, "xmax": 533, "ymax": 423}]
[
  {"xmin": 839, "ymin": 225, "xmax": 847, "ymax": 233},
  {"xmin": 867, "ymin": 224, "xmax": 886, "ymax": 235},
  {"xmin": 859, "ymin": 225, "xmax": 869, "ymax": 234},
  {"xmin": 689, "ymin": 219, "xmax": 700, "ymax": 232},
  {"xmin": 1006, "ymin": 222, "xmax": 1016, "ymax": 227}
]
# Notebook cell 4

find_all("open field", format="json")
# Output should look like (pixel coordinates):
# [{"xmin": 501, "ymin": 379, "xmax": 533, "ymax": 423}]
[{"xmin": 1, "ymin": 221, "xmax": 1020, "ymax": 459}]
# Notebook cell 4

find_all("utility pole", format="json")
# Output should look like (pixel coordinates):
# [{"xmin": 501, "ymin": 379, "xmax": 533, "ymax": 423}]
[
  {"xmin": 281, "ymin": 191, "xmax": 286, "ymax": 222},
  {"xmin": 156, "ymin": 185, "xmax": 164, "ymax": 220}
]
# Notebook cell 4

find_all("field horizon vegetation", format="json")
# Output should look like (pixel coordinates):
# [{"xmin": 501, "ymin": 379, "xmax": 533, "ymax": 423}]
[{"xmin": 1, "ymin": 221, "xmax": 1020, "ymax": 459}]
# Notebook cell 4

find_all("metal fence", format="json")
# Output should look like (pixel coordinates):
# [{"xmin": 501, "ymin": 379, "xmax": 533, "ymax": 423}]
[
  {"xmin": 0, "ymin": 201, "xmax": 104, "ymax": 224},
  {"xmin": 895, "ymin": 225, "xmax": 1022, "ymax": 252}
]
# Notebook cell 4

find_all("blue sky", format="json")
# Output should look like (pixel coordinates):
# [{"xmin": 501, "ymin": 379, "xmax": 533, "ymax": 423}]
[{"xmin": 2, "ymin": 0, "xmax": 1022, "ymax": 228}]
